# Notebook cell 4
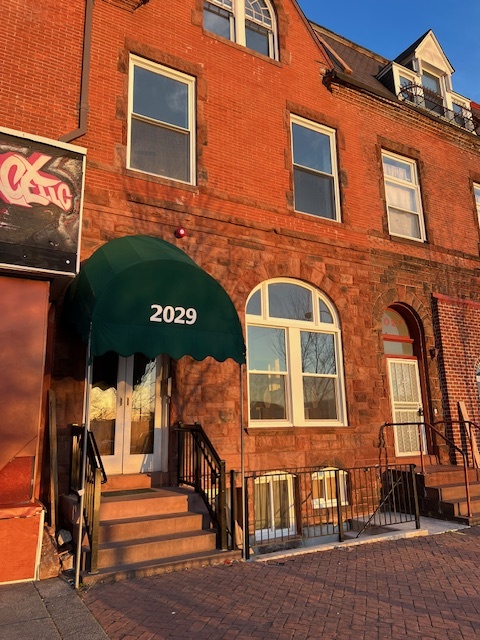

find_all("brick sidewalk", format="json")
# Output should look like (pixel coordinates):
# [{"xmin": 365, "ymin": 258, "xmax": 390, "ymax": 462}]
[{"xmin": 82, "ymin": 528, "xmax": 480, "ymax": 640}]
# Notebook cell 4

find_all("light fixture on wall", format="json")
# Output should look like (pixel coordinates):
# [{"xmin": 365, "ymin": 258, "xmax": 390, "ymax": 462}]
[
  {"xmin": 429, "ymin": 347, "xmax": 439, "ymax": 359},
  {"xmin": 174, "ymin": 227, "xmax": 186, "ymax": 239}
]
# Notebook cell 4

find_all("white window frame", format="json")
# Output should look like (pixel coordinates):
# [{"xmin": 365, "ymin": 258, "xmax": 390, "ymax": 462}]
[
  {"xmin": 291, "ymin": 115, "xmax": 341, "ymax": 222},
  {"xmin": 127, "ymin": 55, "xmax": 196, "ymax": 185},
  {"xmin": 382, "ymin": 151, "xmax": 426, "ymax": 242},
  {"xmin": 311, "ymin": 468, "xmax": 348, "ymax": 509},
  {"xmin": 246, "ymin": 279, "xmax": 347, "ymax": 428},
  {"xmin": 254, "ymin": 472, "xmax": 296, "ymax": 542},
  {"xmin": 474, "ymin": 184, "xmax": 480, "ymax": 227},
  {"xmin": 204, "ymin": 0, "xmax": 278, "ymax": 60}
]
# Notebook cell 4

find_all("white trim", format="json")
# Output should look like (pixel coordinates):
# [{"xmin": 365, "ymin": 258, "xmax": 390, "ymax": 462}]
[
  {"xmin": 312, "ymin": 468, "xmax": 348, "ymax": 509},
  {"xmin": 127, "ymin": 55, "xmax": 196, "ymax": 185},
  {"xmin": 246, "ymin": 278, "xmax": 347, "ymax": 428},
  {"xmin": 382, "ymin": 150, "xmax": 426, "ymax": 242},
  {"xmin": 0, "ymin": 126, "xmax": 86, "ymax": 154},
  {"xmin": 254, "ymin": 472, "xmax": 296, "ymax": 542},
  {"xmin": 205, "ymin": 0, "xmax": 278, "ymax": 60}
]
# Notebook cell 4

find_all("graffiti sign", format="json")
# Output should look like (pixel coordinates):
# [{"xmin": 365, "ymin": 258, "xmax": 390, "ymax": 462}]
[{"xmin": 0, "ymin": 128, "xmax": 85, "ymax": 275}]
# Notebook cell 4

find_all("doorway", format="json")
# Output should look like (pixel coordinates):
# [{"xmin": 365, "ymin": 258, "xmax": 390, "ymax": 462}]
[
  {"xmin": 89, "ymin": 352, "xmax": 171, "ymax": 475},
  {"xmin": 382, "ymin": 307, "xmax": 425, "ymax": 456}
]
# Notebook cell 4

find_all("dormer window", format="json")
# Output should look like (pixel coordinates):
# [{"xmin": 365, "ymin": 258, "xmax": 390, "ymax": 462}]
[
  {"xmin": 204, "ymin": 0, "xmax": 277, "ymax": 59},
  {"xmin": 379, "ymin": 30, "xmax": 479, "ymax": 135}
]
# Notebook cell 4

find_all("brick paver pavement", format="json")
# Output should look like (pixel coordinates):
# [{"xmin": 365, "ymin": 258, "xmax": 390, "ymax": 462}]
[{"xmin": 82, "ymin": 528, "xmax": 480, "ymax": 640}]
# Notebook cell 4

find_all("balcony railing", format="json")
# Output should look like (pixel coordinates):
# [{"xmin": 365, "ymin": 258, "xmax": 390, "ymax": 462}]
[{"xmin": 398, "ymin": 84, "xmax": 480, "ymax": 135}]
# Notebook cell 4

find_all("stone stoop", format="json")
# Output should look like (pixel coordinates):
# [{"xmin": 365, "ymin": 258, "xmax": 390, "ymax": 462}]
[
  {"xmin": 80, "ymin": 480, "xmax": 241, "ymax": 585},
  {"xmin": 417, "ymin": 465, "xmax": 480, "ymax": 525}
]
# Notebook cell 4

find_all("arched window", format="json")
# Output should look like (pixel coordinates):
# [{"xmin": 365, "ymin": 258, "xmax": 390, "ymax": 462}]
[
  {"xmin": 246, "ymin": 279, "xmax": 347, "ymax": 426},
  {"xmin": 204, "ymin": 0, "xmax": 278, "ymax": 59}
]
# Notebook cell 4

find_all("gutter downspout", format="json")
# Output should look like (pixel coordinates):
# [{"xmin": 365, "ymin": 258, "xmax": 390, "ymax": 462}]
[{"xmin": 59, "ymin": 0, "xmax": 93, "ymax": 143}]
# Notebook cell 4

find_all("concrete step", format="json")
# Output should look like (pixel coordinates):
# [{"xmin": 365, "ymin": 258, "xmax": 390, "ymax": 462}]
[
  {"xmin": 99, "ymin": 511, "xmax": 204, "ymax": 544},
  {"xmin": 425, "ymin": 481, "xmax": 480, "ymax": 502},
  {"xmin": 439, "ymin": 496, "xmax": 480, "ymax": 518},
  {"xmin": 97, "ymin": 529, "xmax": 217, "ymax": 568},
  {"xmin": 99, "ymin": 488, "xmax": 188, "ymax": 520},
  {"xmin": 102, "ymin": 473, "xmax": 153, "ymax": 492},
  {"xmin": 420, "ymin": 466, "xmax": 480, "ymax": 487},
  {"xmin": 81, "ymin": 549, "xmax": 242, "ymax": 585}
]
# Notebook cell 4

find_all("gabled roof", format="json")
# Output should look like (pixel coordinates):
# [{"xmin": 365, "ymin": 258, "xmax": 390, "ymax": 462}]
[
  {"xmin": 310, "ymin": 22, "xmax": 397, "ymax": 101},
  {"xmin": 394, "ymin": 29, "xmax": 454, "ymax": 75}
]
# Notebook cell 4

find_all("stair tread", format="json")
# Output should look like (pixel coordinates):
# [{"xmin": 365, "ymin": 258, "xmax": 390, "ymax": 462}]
[
  {"xmin": 100, "ymin": 511, "xmax": 202, "ymax": 526},
  {"xmin": 101, "ymin": 488, "xmax": 185, "ymax": 502},
  {"xmin": 81, "ymin": 549, "xmax": 242, "ymax": 584},
  {"xmin": 98, "ymin": 528, "xmax": 215, "ymax": 550}
]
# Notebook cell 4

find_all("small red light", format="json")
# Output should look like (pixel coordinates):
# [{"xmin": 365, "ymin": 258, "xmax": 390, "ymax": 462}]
[{"xmin": 175, "ymin": 227, "xmax": 186, "ymax": 239}]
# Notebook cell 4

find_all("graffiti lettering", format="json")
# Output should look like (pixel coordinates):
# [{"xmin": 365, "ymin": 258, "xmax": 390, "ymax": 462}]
[{"xmin": 0, "ymin": 151, "xmax": 73, "ymax": 212}]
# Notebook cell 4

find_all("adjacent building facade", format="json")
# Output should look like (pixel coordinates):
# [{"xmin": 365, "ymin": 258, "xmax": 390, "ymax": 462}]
[{"xmin": 1, "ymin": 0, "xmax": 480, "ymax": 582}]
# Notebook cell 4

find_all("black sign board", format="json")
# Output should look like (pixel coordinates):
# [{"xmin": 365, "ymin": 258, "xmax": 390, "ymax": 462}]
[{"xmin": 0, "ymin": 128, "xmax": 85, "ymax": 275}]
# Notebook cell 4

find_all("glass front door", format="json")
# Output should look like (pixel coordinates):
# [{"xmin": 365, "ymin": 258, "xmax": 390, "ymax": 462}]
[{"xmin": 89, "ymin": 353, "xmax": 170, "ymax": 475}]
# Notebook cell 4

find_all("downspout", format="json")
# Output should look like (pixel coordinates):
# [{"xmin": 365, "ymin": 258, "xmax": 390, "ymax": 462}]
[{"xmin": 59, "ymin": 0, "xmax": 94, "ymax": 143}]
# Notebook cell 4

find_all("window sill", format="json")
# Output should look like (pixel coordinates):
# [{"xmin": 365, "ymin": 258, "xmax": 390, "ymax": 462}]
[
  {"xmin": 123, "ymin": 168, "xmax": 199, "ymax": 193},
  {"xmin": 202, "ymin": 30, "xmax": 281, "ymax": 67},
  {"xmin": 245, "ymin": 423, "xmax": 350, "ymax": 433}
]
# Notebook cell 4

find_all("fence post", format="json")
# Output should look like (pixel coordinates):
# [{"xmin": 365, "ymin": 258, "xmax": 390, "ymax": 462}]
[
  {"xmin": 218, "ymin": 461, "xmax": 227, "ymax": 550},
  {"xmin": 335, "ymin": 469, "xmax": 345, "ymax": 542},
  {"xmin": 176, "ymin": 423, "xmax": 183, "ymax": 485},
  {"xmin": 230, "ymin": 470, "xmax": 237, "ymax": 551},
  {"xmin": 410, "ymin": 464, "xmax": 421, "ymax": 530},
  {"xmin": 244, "ymin": 477, "xmax": 250, "ymax": 560}
]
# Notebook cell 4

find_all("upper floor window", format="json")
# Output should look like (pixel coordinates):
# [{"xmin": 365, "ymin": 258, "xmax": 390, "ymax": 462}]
[
  {"xmin": 128, "ymin": 56, "xmax": 195, "ymax": 184},
  {"xmin": 246, "ymin": 279, "xmax": 347, "ymax": 427},
  {"xmin": 204, "ymin": 0, "xmax": 277, "ymax": 59},
  {"xmin": 291, "ymin": 116, "xmax": 341, "ymax": 221},
  {"xmin": 475, "ymin": 184, "xmax": 480, "ymax": 226},
  {"xmin": 381, "ymin": 151, "xmax": 425, "ymax": 242}
]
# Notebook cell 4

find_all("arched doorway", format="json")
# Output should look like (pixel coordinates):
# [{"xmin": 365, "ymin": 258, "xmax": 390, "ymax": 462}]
[{"xmin": 382, "ymin": 306, "xmax": 426, "ymax": 456}]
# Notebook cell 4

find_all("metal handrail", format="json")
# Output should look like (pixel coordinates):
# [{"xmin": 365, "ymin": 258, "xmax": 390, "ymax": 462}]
[
  {"xmin": 380, "ymin": 421, "xmax": 472, "ymax": 518},
  {"xmin": 434, "ymin": 420, "xmax": 480, "ymax": 471},
  {"xmin": 175, "ymin": 421, "xmax": 228, "ymax": 550},
  {"xmin": 69, "ymin": 424, "xmax": 107, "ymax": 573}
]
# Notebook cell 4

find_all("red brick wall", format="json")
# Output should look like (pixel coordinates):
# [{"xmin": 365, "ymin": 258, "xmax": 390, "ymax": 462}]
[
  {"xmin": 2, "ymin": 1, "xmax": 480, "ymax": 477},
  {"xmin": 433, "ymin": 294, "xmax": 480, "ymax": 448}
]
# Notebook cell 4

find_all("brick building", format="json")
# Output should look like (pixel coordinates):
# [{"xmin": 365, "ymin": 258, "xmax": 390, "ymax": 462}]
[{"xmin": 1, "ymin": 0, "xmax": 480, "ymax": 583}]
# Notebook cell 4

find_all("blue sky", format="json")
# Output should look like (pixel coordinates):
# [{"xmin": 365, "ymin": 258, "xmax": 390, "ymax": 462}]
[{"xmin": 297, "ymin": 1, "xmax": 480, "ymax": 104}]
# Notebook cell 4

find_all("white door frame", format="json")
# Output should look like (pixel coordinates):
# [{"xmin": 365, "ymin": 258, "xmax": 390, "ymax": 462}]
[
  {"xmin": 387, "ymin": 358, "xmax": 425, "ymax": 456},
  {"xmin": 91, "ymin": 354, "xmax": 170, "ymax": 475}
]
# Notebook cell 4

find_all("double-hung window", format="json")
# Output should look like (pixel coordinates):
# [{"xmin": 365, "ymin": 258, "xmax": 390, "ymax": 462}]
[
  {"xmin": 246, "ymin": 279, "xmax": 347, "ymax": 427},
  {"xmin": 291, "ymin": 116, "xmax": 340, "ymax": 221},
  {"xmin": 128, "ymin": 56, "xmax": 195, "ymax": 184},
  {"xmin": 474, "ymin": 184, "xmax": 480, "ymax": 227},
  {"xmin": 204, "ymin": 0, "xmax": 277, "ymax": 59},
  {"xmin": 382, "ymin": 151, "xmax": 425, "ymax": 242}
]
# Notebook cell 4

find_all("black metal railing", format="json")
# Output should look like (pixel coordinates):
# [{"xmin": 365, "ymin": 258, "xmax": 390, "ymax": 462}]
[
  {"xmin": 70, "ymin": 424, "xmax": 107, "ymax": 573},
  {"xmin": 175, "ymin": 421, "xmax": 228, "ymax": 549},
  {"xmin": 235, "ymin": 464, "xmax": 419, "ymax": 558},
  {"xmin": 380, "ymin": 421, "xmax": 473, "ymax": 518},
  {"xmin": 398, "ymin": 84, "xmax": 480, "ymax": 135}
]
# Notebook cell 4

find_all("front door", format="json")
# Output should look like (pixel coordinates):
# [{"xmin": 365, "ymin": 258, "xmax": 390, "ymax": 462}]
[
  {"xmin": 89, "ymin": 352, "xmax": 170, "ymax": 475},
  {"xmin": 387, "ymin": 358, "xmax": 425, "ymax": 455}
]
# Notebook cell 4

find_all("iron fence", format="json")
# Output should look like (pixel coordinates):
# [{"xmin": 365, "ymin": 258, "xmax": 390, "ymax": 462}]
[{"xmin": 234, "ymin": 464, "xmax": 420, "ymax": 558}]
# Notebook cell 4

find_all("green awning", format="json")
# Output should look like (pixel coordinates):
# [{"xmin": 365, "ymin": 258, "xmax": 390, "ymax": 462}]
[{"xmin": 65, "ymin": 235, "xmax": 246, "ymax": 363}]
